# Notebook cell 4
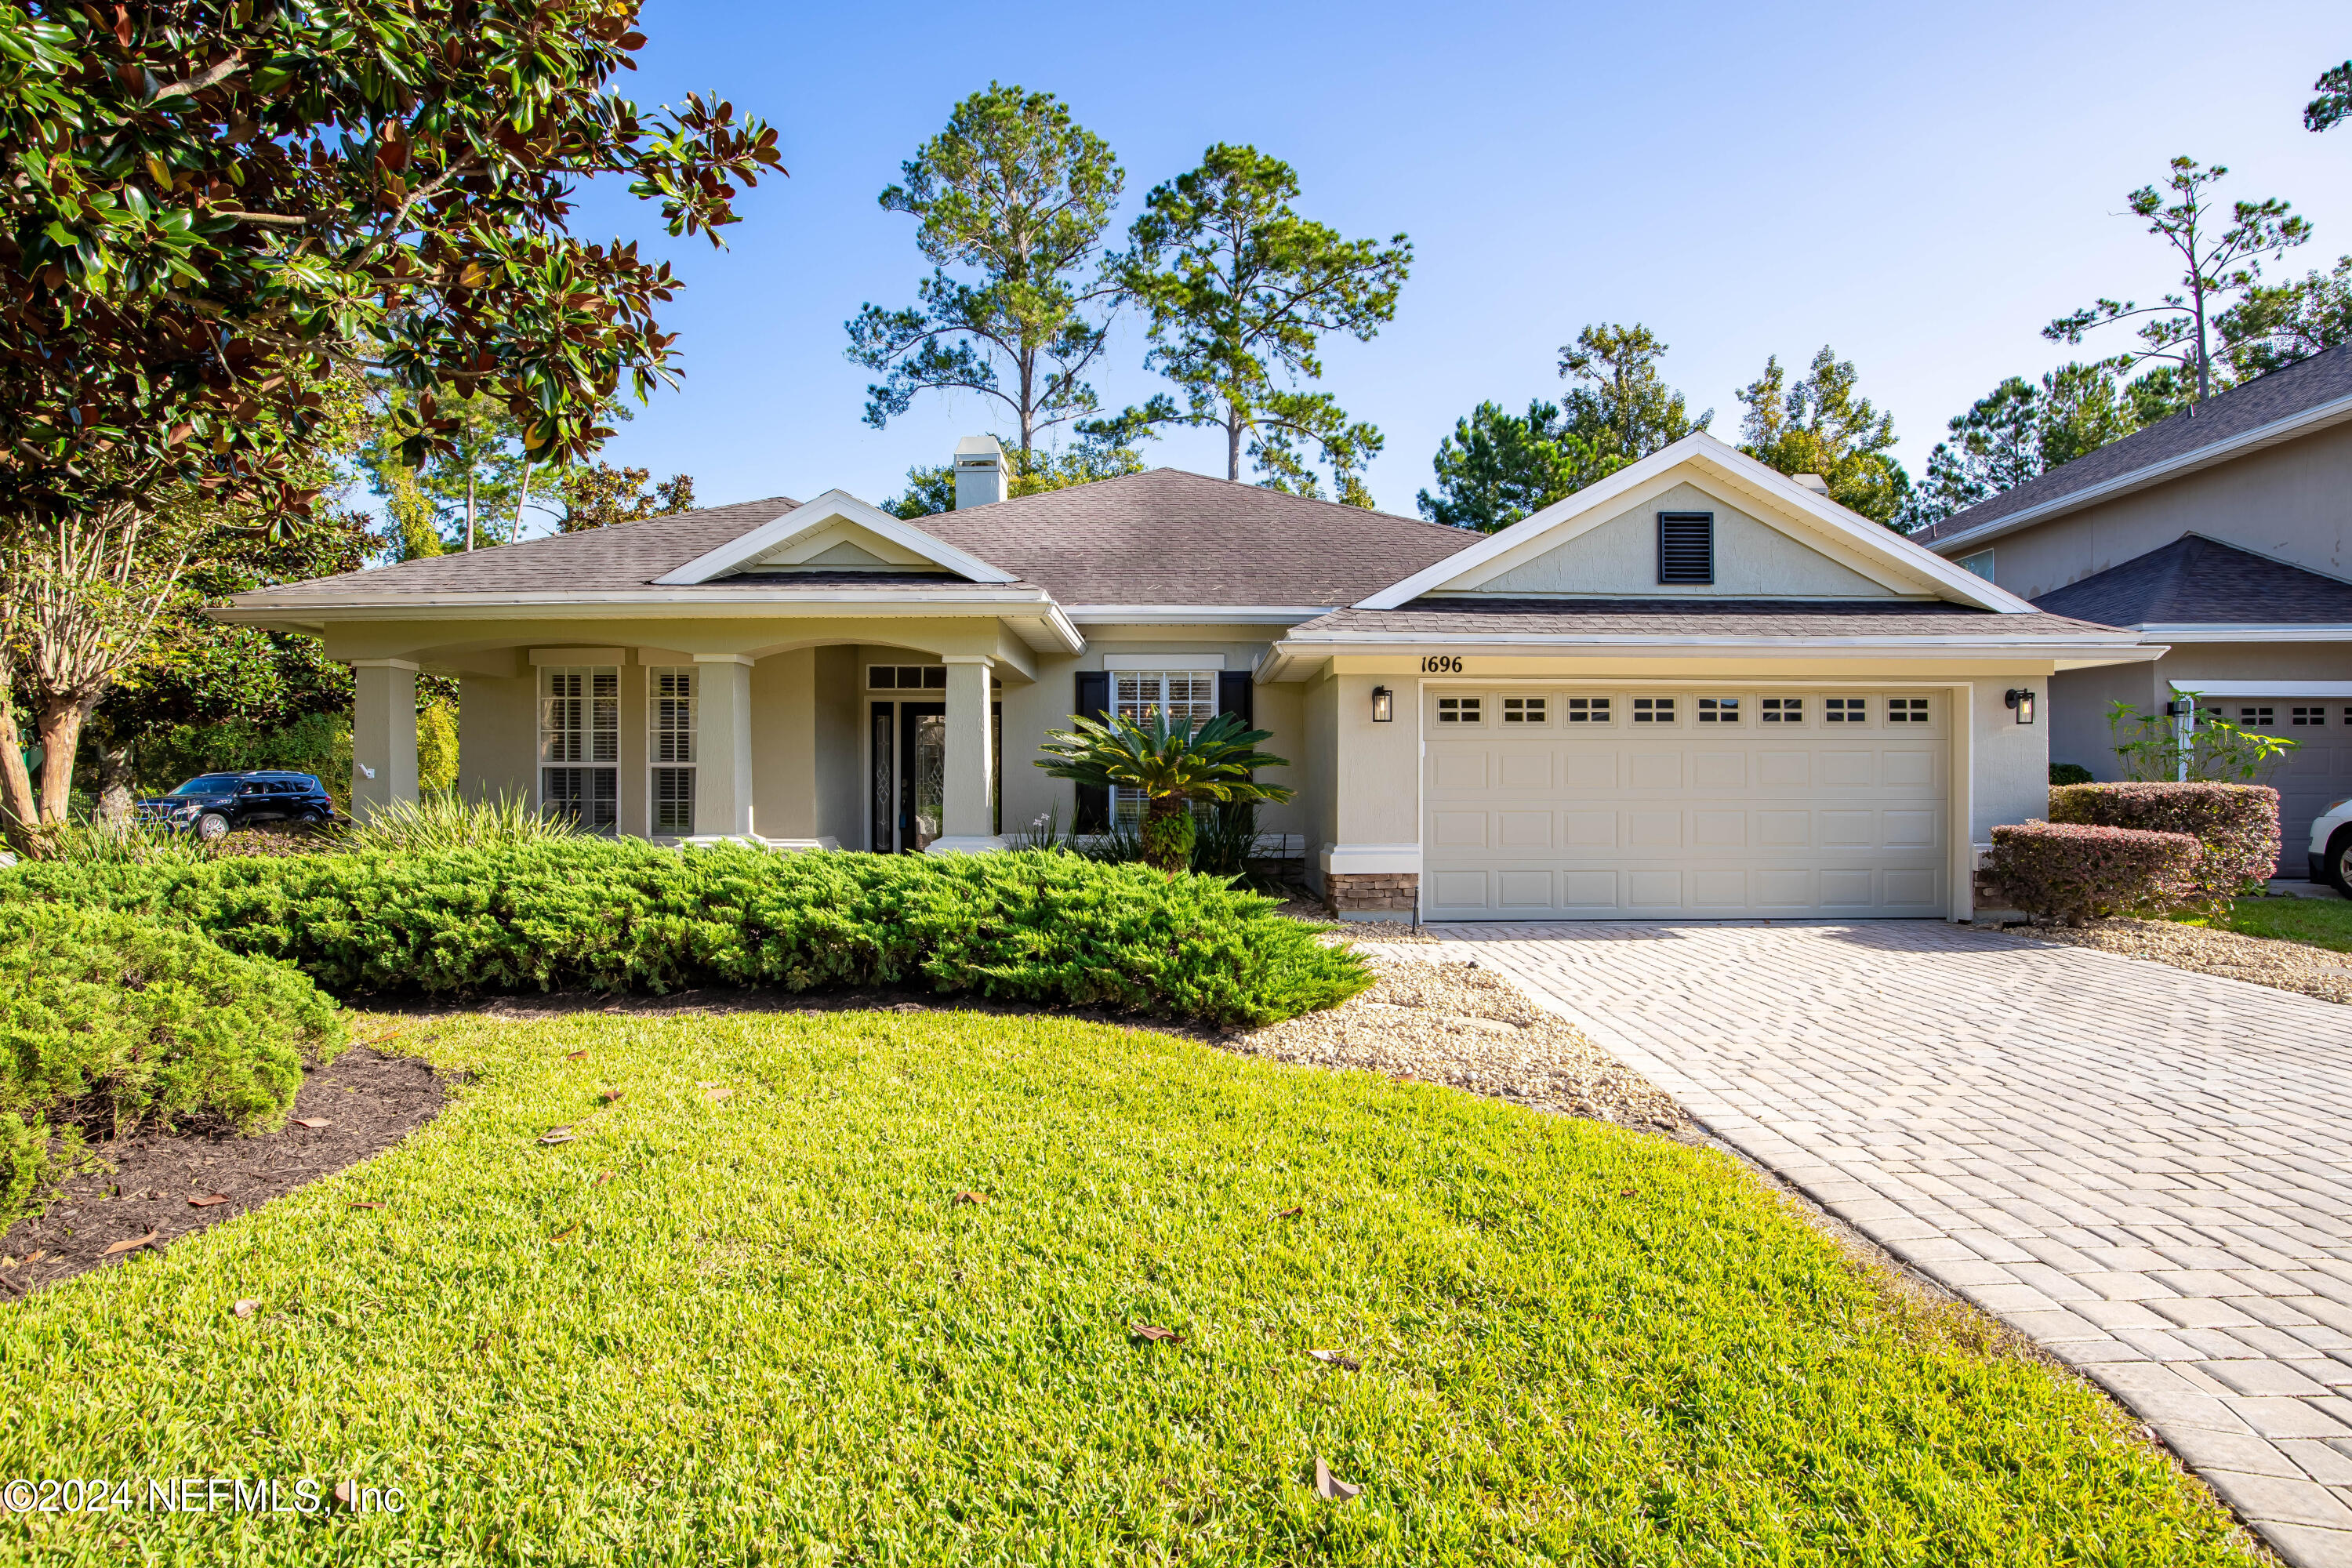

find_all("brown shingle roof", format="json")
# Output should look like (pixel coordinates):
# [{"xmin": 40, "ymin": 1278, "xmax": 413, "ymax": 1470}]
[
  {"xmin": 2031, "ymin": 535, "xmax": 2352, "ymax": 626},
  {"xmin": 1289, "ymin": 597, "xmax": 2129, "ymax": 639},
  {"xmin": 913, "ymin": 468, "xmax": 1475, "ymax": 605},
  {"xmin": 1916, "ymin": 344, "xmax": 2352, "ymax": 545},
  {"xmin": 252, "ymin": 495, "xmax": 804, "ymax": 598}
]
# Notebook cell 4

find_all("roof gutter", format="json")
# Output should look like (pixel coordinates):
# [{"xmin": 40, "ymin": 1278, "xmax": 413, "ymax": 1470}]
[
  {"xmin": 1258, "ymin": 630, "xmax": 2159, "ymax": 681},
  {"xmin": 1062, "ymin": 604, "xmax": 1334, "ymax": 626},
  {"xmin": 1927, "ymin": 388, "xmax": 2352, "ymax": 555}
]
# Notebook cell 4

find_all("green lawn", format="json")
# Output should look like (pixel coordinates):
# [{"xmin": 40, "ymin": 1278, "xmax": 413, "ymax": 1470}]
[
  {"xmin": 2178, "ymin": 892, "xmax": 2352, "ymax": 952},
  {"xmin": 0, "ymin": 1007, "xmax": 2252, "ymax": 1565}
]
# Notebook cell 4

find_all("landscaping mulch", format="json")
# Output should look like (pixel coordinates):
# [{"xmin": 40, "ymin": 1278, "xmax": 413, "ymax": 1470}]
[
  {"xmin": 0, "ymin": 1047, "xmax": 447, "ymax": 1296},
  {"xmin": 2001, "ymin": 916, "xmax": 2352, "ymax": 1005},
  {"xmin": 1226, "ymin": 955, "xmax": 1693, "ymax": 1132}
]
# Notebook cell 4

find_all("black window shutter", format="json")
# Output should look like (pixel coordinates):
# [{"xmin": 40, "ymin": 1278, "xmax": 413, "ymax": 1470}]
[
  {"xmin": 1218, "ymin": 671, "xmax": 1254, "ymax": 728},
  {"xmin": 1657, "ymin": 512, "xmax": 1715, "ymax": 584},
  {"xmin": 1072, "ymin": 670, "xmax": 1111, "ymax": 832}
]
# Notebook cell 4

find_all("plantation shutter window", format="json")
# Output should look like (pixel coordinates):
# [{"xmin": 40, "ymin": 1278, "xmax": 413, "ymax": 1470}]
[
  {"xmin": 539, "ymin": 666, "xmax": 619, "ymax": 833},
  {"xmin": 1657, "ymin": 512, "xmax": 1715, "ymax": 585},
  {"xmin": 649, "ymin": 667, "xmax": 698, "ymax": 837},
  {"xmin": 1110, "ymin": 670, "xmax": 1218, "ymax": 826}
]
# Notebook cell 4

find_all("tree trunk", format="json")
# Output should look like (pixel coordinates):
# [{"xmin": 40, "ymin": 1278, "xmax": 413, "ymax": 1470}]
[
  {"xmin": 1227, "ymin": 413, "xmax": 1243, "ymax": 482},
  {"xmin": 0, "ymin": 679, "xmax": 35, "ymax": 848},
  {"xmin": 33, "ymin": 692, "xmax": 95, "ymax": 824},
  {"xmin": 513, "ymin": 461, "xmax": 531, "ymax": 544},
  {"xmin": 93, "ymin": 731, "xmax": 134, "ymax": 824},
  {"xmin": 465, "ymin": 471, "xmax": 477, "ymax": 550}
]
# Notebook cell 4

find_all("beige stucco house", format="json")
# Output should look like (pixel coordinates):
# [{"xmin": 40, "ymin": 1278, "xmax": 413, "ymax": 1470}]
[
  {"xmin": 1916, "ymin": 345, "xmax": 2352, "ymax": 866},
  {"xmin": 219, "ymin": 431, "xmax": 2151, "ymax": 921}
]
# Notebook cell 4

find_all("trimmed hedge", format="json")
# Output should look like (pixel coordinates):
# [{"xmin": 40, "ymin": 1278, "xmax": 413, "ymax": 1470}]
[
  {"xmin": 0, "ymin": 844, "xmax": 1371, "ymax": 1029},
  {"xmin": 1986, "ymin": 821, "xmax": 2202, "ymax": 926},
  {"xmin": 0, "ymin": 902, "xmax": 347, "ymax": 1231},
  {"xmin": 2049, "ymin": 782, "xmax": 2280, "ymax": 897}
]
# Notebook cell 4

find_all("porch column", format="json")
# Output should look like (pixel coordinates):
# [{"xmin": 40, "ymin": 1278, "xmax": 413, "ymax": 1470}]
[
  {"xmin": 350, "ymin": 659, "xmax": 419, "ymax": 822},
  {"xmin": 692, "ymin": 654, "xmax": 755, "ymax": 837},
  {"xmin": 931, "ymin": 655, "xmax": 999, "ymax": 852}
]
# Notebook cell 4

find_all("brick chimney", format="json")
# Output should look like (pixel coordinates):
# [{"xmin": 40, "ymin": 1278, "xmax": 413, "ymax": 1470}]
[{"xmin": 953, "ymin": 435, "xmax": 1009, "ymax": 510}]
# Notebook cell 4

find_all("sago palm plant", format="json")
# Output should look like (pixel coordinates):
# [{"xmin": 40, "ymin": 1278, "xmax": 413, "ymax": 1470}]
[{"xmin": 1036, "ymin": 710, "xmax": 1293, "ymax": 873}]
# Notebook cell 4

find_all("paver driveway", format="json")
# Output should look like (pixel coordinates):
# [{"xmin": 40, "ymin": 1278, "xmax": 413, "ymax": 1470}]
[{"xmin": 1359, "ymin": 920, "xmax": 2352, "ymax": 1566}]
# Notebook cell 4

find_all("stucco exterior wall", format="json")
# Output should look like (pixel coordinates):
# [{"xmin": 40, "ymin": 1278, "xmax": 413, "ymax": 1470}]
[
  {"xmin": 750, "ymin": 648, "xmax": 817, "ymax": 838},
  {"xmin": 1454, "ymin": 481, "xmax": 1900, "ymax": 598},
  {"xmin": 1969, "ymin": 678, "xmax": 2049, "ymax": 841},
  {"xmin": 1960, "ymin": 420, "xmax": 2352, "ymax": 601},
  {"xmin": 811, "ymin": 645, "xmax": 862, "ymax": 844},
  {"xmin": 457, "ymin": 671, "xmax": 535, "ymax": 803},
  {"xmin": 2050, "ymin": 641, "xmax": 2352, "ymax": 782},
  {"xmin": 995, "ymin": 629, "xmax": 1306, "ymax": 842},
  {"xmin": 1301, "ymin": 672, "xmax": 1338, "ymax": 892}
]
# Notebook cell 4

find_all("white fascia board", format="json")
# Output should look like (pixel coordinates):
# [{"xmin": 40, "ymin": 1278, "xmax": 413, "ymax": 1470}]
[
  {"xmin": 1062, "ymin": 604, "xmax": 1333, "ymax": 625},
  {"xmin": 1271, "ymin": 631, "xmax": 2158, "ymax": 657},
  {"xmin": 2174, "ymin": 679, "xmax": 2352, "ymax": 697},
  {"xmin": 1352, "ymin": 432, "xmax": 2036, "ymax": 614},
  {"xmin": 209, "ymin": 586, "xmax": 1063, "ymax": 626},
  {"xmin": 2132, "ymin": 623, "xmax": 2352, "ymax": 643},
  {"xmin": 1926, "ymin": 390, "xmax": 2352, "ymax": 555},
  {"xmin": 652, "ymin": 490, "xmax": 1017, "ymax": 586}
]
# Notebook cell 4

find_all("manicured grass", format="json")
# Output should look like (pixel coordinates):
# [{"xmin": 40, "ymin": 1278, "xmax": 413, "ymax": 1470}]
[
  {"xmin": 0, "ymin": 1007, "xmax": 2252, "ymax": 1564},
  {"xmin": 2178, "ymin": 892, "xmax": 2352, "ymax": 952}
]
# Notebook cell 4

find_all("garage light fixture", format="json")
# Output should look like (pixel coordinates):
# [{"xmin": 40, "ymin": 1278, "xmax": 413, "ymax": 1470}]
[
  {"xmin": 1370, "ymin": 686, "xmax": 1394, "ymax": 723},
  {"xmin": 2005, "ymin": 688, "xmax": 2037, "ymax": 725}
]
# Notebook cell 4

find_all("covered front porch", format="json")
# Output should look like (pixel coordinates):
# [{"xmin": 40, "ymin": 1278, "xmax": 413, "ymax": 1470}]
[{"xmin": 332, "ymin": 614, "xmax": 1056, "ymax": 853}]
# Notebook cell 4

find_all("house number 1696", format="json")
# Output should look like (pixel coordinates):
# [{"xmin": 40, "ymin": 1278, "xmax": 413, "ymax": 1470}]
[{"xmin": 1419, "ymin": 655, "xmax": 1463, "ymax": 673}]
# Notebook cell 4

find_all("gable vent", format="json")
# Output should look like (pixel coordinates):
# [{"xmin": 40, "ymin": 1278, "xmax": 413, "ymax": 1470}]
[{"xmin": 1657, "ymin": 512, "xmax": 1715, "ymax": 585}]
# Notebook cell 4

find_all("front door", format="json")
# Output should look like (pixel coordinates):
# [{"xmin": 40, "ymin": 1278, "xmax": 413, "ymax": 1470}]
[{"xmin": 902, "ymin": 702, "xmax": 946, "ymax": 851}]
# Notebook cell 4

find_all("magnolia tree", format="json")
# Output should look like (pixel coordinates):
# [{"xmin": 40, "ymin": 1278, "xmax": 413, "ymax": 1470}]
[{"xmin": 0, "ymin": 0, "xmax": 783, "ymax": 835}]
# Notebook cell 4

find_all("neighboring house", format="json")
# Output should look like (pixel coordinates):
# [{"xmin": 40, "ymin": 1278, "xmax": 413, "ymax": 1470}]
[
  {"xmin": 1916, "ymin": 345, "xmax": 2352, "ymax": 866},
  {"xmin": 220, "ymin": 432, "xmax": 2147, "ymax": 920}
]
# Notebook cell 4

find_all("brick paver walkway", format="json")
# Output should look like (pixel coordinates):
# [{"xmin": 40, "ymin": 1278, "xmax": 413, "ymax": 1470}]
[{"xmin": 1359, "ymin": 920, "xmax": 2352, "ymax": 1566}]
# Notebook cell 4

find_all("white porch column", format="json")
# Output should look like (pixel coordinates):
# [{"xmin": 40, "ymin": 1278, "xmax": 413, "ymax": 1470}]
[
  {"xmin": 931, "ymin": 655, "xmax": 1000, "ymax": 853},
  {"xmin": 350, "ymin": 659, "xmax": 420, "ymax": 822},
  {"xmin": 692, "ymin": 654, "xmax": 755, "ymax": 837}
]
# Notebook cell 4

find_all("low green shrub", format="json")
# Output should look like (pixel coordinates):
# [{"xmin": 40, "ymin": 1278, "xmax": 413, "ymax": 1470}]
[
  {"xmin": 1986, "ymin": 821, "xmax": 2203, "ymax": 925},
  {"xmin": 0, "ymin": 902, "xmax": 347, "ymax": 1230},
  {"xmin": 2049, "ymin": 781, "xmax": 2279, "ymax": 897},
  {"xmin": 2049, "ymin": 763, "xmax": 2095, "ymax": 786},
  {"xmin": 0, "ymin": 844, "xmax": 1370, "ymax": 1027}
]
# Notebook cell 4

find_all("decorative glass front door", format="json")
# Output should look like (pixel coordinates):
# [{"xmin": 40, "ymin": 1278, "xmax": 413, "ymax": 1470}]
[{"xmin": 904, "ymin": 705, "xmax": 946, "ymax": 851}]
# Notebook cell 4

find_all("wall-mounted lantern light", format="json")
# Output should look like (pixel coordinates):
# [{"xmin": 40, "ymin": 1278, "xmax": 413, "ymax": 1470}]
[
  {"xmin": 2005, "ymin": 688, "xmax": 2038, "ymax": 725},
  {"xmin": 2164, "ymin": 698, "xmax": 2195, "ymax": 718},
  {"xmin": 1370, "ymin": 686, "xmax": 1394, "ymax": 723}
]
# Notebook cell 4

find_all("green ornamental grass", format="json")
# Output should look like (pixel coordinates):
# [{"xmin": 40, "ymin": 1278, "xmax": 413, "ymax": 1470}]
[{"xmin": 0, "ymin": 1008, "xmax": 2252, "ymax": 1564}]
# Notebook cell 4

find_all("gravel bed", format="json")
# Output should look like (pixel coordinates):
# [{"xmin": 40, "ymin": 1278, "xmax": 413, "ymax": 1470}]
[
  {"xmin": 2003, "ymin": 916, "xmax": 2352, "ymax": 1004},
  {"xmin": 1222, "ymin": 956, "xmax": 1692, "ymax": 1131}
]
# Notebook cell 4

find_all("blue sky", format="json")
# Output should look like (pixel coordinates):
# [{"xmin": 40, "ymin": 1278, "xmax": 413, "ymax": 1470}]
[{"xmin": 565, "ymin": 0, "xmax": 2352, "ymax": 520}]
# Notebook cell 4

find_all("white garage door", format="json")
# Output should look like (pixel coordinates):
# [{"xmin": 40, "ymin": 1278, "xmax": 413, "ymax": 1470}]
[{"xmin": 1421, "ymin": 687, "xmax": 1951, "ymax": 920}]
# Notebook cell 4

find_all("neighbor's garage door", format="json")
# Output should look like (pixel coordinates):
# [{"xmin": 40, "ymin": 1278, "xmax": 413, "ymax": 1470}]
[
  {"xmin": 1422, "ymin": 687, "xmax": 1951, "ymax": 920},
  {"xmin": 2209, "ymin": 699, "xmax": 2352, "ymax": 875}
]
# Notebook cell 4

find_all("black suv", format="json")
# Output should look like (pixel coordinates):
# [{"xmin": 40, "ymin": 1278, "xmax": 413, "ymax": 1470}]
[{"xmin": 135, "ymin": 771, "xmax": 338, "ymax": 840}]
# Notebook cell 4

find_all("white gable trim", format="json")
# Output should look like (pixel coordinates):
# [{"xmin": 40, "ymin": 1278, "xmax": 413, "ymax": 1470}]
[
  {"xmin": 1355, "ymin": 433, "xmax": 2038, "ymax": 614},
  {"xmin": 652, "ymin": 491, "xmax": 1016, "ymax": 586}
]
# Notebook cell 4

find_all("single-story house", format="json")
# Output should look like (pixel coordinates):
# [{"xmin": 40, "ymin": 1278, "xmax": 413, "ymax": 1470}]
[
  {"xmin": 1915, "ymin": 344, "xmax": 2352, "ymax": 866},
  {"xmin": 219, "ymin": 431, "xmax": 2152, "ymax": 920}
]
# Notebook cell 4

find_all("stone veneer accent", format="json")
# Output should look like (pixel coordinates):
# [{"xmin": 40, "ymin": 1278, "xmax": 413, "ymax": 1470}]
[{"xmin": 1327, "ymin": 872, "xmax": 1418, "ymax": 916}]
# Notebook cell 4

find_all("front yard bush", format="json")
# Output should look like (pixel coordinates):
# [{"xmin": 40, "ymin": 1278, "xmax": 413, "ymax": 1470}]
[
  {"xmin": 0, "ymin": 844, "xmax": 1368, "ymax": 1028},
  {"xmin": 2049, "ymin": 780, "xmax": 2279, "ymax": 897},
  {"xmin": 1986, "ymin": 821, "xmax": 2203, "ymax": 926},
  {"xmin": 0, "ymin": 902, "xmax": 347, "ymax": 1230}
]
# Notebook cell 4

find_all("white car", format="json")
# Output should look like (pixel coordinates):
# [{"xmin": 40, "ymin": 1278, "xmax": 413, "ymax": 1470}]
[{"xmin": 2311, "ymin": 798, "xmax": 2352, "ymax": 891}]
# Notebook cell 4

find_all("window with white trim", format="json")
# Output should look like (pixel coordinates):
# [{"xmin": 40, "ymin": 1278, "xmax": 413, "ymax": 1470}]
[
  {"xmin": 1762, "ymin": 697, "xmax": 1803, "ymax": 724},
  {"xmin": 2293, "ymin": 706, "xmax": 2328, "ymax": 727},
  {"xmin": 1501, "ymin": 696, "xmax": 1546, "ymax": 724},
  {"xmin": 1566, "ymin": 696, "xmax": 1610, "ymax": 723},
  {"xmin": 1825, "ymin": 697, "xmax": 1867, "ymax": 724},
  {"xmin": 1632, "ymin": 696, "xmax": 1675, "ymax": 724},
  {"xmin": 868, "ymin": 665, "xmax": 947, "ymax": 690},
  {"xmin": 539, "ymin": 666, "xmax": 619, "ymax": 833},
  {"xmin": 649, "ymin": 667, "xmax": 698, "ymax": 836},
  {"xmin": 1888, "ymin": 697, "xmax": 1929, "ymax": 724},
  {"xmin": 1698, "ymin": 697, "xmax": 1740, "ymax": 724},
  {"xmin": 1958, "ymin": 549, "xmax": 1995, "ymax": 581},
  {"xmin": 1112, "ymin": 669, "xmax": 1218, "ymax": 823}
]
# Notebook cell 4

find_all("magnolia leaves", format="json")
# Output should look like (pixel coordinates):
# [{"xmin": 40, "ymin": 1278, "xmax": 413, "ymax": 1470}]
[
  {"xmin": 187, "ymin": 1192, "xmax": 230, "ymax": 1208},
  {"xmin": 101, "ymin": 1229, "xmax": 158, "ymax": 1256},
  {"xmin": 1128, "ymin": 1323, "xmax": 1182, "ymax": 1345},
  {"xmin": 1312, "ymin": 1456, "xmax": 1362, "ymax": 1503},
  {"xmin": 291, "ymin": 1117, "xmax": 332, "ymax": 1130}
]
